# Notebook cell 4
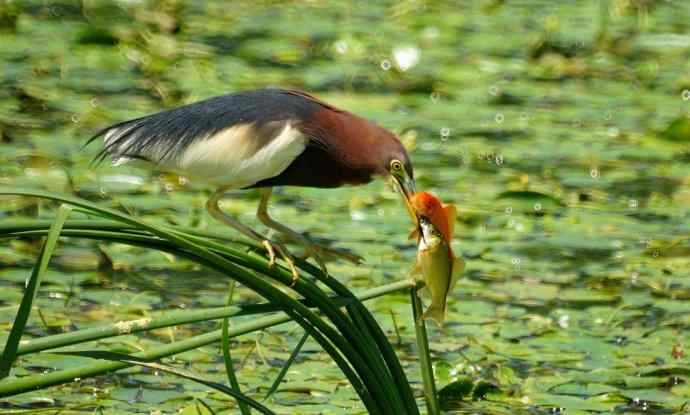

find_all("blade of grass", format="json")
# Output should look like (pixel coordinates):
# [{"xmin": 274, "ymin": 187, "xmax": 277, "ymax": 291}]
[
  {"xmin": 0, "ymin": 313, "xmax": 288, "ymax": 397},
  {"xmin": 0, "ymin": 188, "xmax": 404, "ymax": 413},
  {"xmin": 0, "ymin": 214, "xmax": 378, "ymax": 411},
  {"xmin": 54, "ymin": 350, "xmax": 275, "ymax": 415},
  {"xmin": 264, "ymin": 331, "xmax": 310, "ymax": 401},
  {"xmin": 411, "ymin": 287, "xmax": 440, "ymax": 415},
  {"xmin": 12, "ymin": 305, "xmax": 247, "ymax": 356},
  {"xmin": 283, "ymin": 253, "xmax": 419, "ymax": 414},
  {"xmin": 0, "ymin": 204, "xmax": 71, "ymax": 379},
  {"xmin": 0, "ymin": 277, "xmax": 412, "ymax": 398},
  {"xmin": 222, "ymin": 280, "xmax": 251, "ymax": 415}
]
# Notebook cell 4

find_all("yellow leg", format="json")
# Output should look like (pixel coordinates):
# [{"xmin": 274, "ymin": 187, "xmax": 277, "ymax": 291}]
[
  {"xmin": 206, "ymin": 189, "xmax": 299, "ymax": 280},
  {"xmin": 256, "ymin": 188, "xmax": 363, "ymax": 277}
]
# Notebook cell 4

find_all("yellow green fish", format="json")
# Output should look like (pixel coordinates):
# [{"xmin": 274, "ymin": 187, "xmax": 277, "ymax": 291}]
[{"xmin": 410, "ymin": 192, "xmax": 464, "ymax": 326}]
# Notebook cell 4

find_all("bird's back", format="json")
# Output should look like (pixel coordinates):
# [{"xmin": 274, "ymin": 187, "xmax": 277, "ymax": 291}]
[
  {"xmin": 90, "ymin": 89, "xmax": 325, "ymax": 167},
  {"xmin": 89, "ymin": 88, "xmax": 406, "ymax": 190}
]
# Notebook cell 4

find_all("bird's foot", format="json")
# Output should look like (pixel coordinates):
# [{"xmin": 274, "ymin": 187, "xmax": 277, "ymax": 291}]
[{"xmin": 261, "ymin": 239, "xmax": 300, "ymax": 285}]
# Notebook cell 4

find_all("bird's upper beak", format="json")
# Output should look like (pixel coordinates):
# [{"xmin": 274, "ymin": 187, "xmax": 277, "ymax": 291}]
[{"xmin": 391, "ymin": 172, "xmax": 417, "ymax": 227}]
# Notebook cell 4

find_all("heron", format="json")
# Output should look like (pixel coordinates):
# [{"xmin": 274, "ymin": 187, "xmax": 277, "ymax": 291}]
[{"xmin": 89, "ymin": 88, "xmax": 416, "ymax": 279}]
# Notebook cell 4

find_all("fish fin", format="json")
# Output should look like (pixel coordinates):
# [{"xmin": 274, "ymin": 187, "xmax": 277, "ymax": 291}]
[
  {"xmin": 449, "ymin": 257, "xmax": 465, "ymax": 291},
  {"xmin": 408, "ymin": 227, "xmax": 420, "ymax": 241},
  {"xmin": 443, "ymin": 204, "xmax": 457, "ymax": 238},
  {"xmin": 423, "ymin": 305, "xmax": 445, "ymax": 327}
]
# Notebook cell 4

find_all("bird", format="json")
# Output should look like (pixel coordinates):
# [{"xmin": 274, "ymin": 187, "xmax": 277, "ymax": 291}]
[{"xmin": 88, "ymin": 88, "xmax": 416, "ymax": 279}]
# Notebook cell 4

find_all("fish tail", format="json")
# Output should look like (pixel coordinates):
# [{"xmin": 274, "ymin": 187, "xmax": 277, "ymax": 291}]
[{"xmin": 423, "ymin": 305, "xmax": 446, "ymax": 327}]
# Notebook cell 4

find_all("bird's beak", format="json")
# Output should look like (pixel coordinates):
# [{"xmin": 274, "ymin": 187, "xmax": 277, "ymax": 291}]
[{"xmin": 392, "ymin": 173, "xmax": 417, "ymax": 226}]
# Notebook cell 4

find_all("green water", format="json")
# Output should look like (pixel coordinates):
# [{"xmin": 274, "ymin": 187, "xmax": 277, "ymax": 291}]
[{"xmin": 1, "ymin": 1, "xmax": 689, "ymax": 413}]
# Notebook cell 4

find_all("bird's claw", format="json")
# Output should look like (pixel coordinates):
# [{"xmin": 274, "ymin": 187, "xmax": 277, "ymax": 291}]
[{"xmin": 262, "ymin": 240, "xmax": 300, "ymax": 285}]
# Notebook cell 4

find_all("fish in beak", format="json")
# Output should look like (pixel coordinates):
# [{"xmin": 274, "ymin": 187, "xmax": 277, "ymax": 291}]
[{"xmin": 409, "ymin": 192, "xmax": 464, "ymax": 326}]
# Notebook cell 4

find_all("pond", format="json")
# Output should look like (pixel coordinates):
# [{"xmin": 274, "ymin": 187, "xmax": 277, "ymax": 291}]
[{"xmin": 0, "ymin": 1, "xmax": 689, "ymax": 414}]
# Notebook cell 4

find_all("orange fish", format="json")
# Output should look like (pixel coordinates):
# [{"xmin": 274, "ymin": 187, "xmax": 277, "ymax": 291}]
[{"xmin": 410, "ymin": 192, "xmax": 464, "ymax": 326}]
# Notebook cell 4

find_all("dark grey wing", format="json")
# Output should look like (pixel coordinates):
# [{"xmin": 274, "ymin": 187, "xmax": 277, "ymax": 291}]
[{"xmin": 87, "ymin": 89, "xmax": 326, "ymax": 166}]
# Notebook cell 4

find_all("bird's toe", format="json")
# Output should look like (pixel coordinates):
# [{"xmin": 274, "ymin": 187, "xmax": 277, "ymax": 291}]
[{"xmin": 262, "ymin": 239, "xmax": 301, "ymax": 282}]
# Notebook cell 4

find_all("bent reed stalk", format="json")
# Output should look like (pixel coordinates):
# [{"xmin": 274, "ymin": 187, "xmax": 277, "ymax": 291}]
[{"xmin": 0, "ymin": 188, "xmax": 432, "ymax": 414}]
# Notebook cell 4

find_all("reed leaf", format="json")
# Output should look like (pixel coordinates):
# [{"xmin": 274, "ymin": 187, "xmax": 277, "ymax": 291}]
[
  {"xmin": 0, "ymin": 187, "xmax": 420, "ymax": 414},
  {"xmin": 411, "ymin": 288, "xmax": 440, "ymax": 415},
  {"xmin": 264, "ymin": 331, "xmax": 310, "ymax": 401},
  {"xmin": 0, "ymin": 204, "xmax": 71, "ymax": 378},
  {"xmin": 222, "ymin": 280, "xmax": 251, "ymax": 415}
]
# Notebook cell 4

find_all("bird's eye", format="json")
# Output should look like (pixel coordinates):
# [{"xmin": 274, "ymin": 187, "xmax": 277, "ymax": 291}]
[{"xmin": 390, "ymin": 159, "xmax": 403, "ymax": 172}]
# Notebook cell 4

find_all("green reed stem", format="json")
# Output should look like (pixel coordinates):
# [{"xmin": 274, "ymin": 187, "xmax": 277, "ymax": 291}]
[{"xmin": 411, "ymin": 287, "xmax": 440, "ymax": 415}]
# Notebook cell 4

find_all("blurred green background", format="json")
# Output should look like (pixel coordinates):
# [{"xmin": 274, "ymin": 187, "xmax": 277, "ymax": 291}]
[{"xmin": 1, "ymin": 0, "xmax": 689, "ymax": 413}]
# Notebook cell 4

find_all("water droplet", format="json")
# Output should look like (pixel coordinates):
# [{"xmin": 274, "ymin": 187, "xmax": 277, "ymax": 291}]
[
  {"xmin": 90, "ymin": 98, "xmax": 99, "ymax": 107},
  {"xmin": 350, "ymin": 210, "xmax": 366, "ymax": 221},
  {"xmin": 440, "ymin": 127, "xmax": 450, "ymax": 141},
  {"xmin": 533, "ymin": 203, "xmax": 542, "ymax": 212},
  {"xmin": 631, "ymin": 271, "xmax": 639, "ymax": 283},
  {"xmin": 495, "ymin": 113, "xmax": 504, "ymax": 124},
  {"xmin": 334, "ymin": 40, "xmax": 348, "ymax": 54},
  {"xmin": 71, "ymin": 114, "xmax": 80, "ymax": 123},
  {"xmin": 590, "ymin": 168, "xmax": 599, "ymax": 179},
  {"xmin": 430, "ymin": 91, "xmax": 440, "ymax": 102},
  {"xmin": 393, "ymin": 45, "xmax": 420, "ymax": 71},
  {"xmin": 682, "ymin": 89, "xmax": 690, "ymax": 101},
  {"xmin": 377, "ymin": 208, "xmax": 385, "ymax": 216},
  {"xmin": 380, "ymin": 59, "xmax": 392, "ymax": 71},
  {"xmin": 495, "ymin": 154, "xmax": 504, "ymax": 165},
  {"xmin": 515, "ymin": 222, "xmax": 524, "ymax": 232},
  {"xmin": 558, "ymin": 315, "xmax": 570, "ymax": 328},
  {"xmin": 511, "ymin": 257, "xmax": 521, "ymax": 265},
  {"xmin": 505, "ymin": 206, "xmax": 512, "ymax": 215},
  {"xmin": 628, "ymin": 199, "xmax": 638, "ymax": 209},
  {"xmin": 422, "ymin": 26, "xmax": 440, "ymax": 39},
  {"xmin": 488, "ymin": 85, "xmax": 500, "ymax": 96}
]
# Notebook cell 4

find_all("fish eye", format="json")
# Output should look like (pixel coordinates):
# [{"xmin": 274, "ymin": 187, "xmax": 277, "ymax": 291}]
[{"xmin": 390, "ymin": 159, "xmax": 403, "ymax": 172}]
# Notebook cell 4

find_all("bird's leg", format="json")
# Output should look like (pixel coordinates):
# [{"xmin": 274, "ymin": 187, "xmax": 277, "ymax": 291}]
[
  {"xmin": 206, "ymin": 190, "xmax": 299, "ymax": 279},
  {"xmin": 256, "ymin": 188, "xmax": 363, "ymax": 276}
]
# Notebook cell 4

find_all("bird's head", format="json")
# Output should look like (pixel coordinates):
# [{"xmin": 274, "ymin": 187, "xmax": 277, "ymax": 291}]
[{"xmin": 387, "ymin": 153, "xmax": 416, "ymax": 225}]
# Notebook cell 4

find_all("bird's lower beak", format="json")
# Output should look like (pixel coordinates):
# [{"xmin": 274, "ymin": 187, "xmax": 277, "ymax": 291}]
[{"xmin": 393, "ymin": 175, "xmax": 417, "ymax": 226}]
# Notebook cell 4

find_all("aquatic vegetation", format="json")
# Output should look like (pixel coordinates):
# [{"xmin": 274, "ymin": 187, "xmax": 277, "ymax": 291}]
[{"xmin": 1, "ymin": 1, "xmax": 689, "ymax": 413}]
